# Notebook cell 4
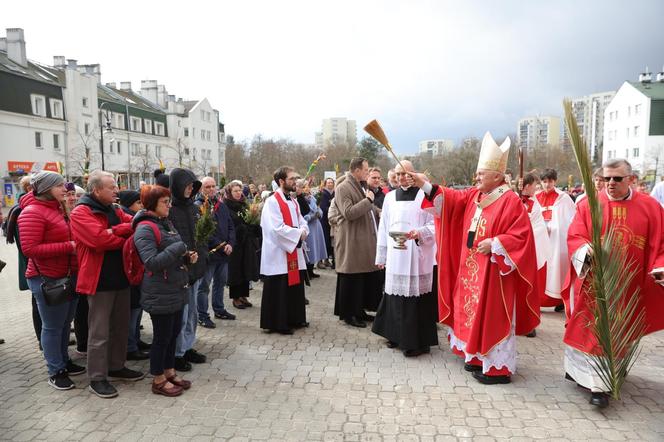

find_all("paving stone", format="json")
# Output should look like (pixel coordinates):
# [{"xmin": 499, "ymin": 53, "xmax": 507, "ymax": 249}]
[{"xmin": 1, "ymin": 240, "xmax": 664, "ymax": 441}]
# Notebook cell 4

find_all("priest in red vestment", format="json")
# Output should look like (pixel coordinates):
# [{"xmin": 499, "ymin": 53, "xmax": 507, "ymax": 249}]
[
  {"xmin": 563, "ymin": 158, "xmax": 664, "ymax": 408},
  {"xmin": 411, "ymin": 132, "xmax": 540, "ymax": 385}
]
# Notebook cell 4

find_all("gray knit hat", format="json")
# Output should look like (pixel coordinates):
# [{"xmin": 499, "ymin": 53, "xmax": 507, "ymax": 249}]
[{"xmin": 31, "ymin": 171, "xmax": 65, "ymax": 196}]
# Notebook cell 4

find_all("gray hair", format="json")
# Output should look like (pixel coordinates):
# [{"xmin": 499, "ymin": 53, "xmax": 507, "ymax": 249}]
[
  {"xmin": 602, "ymin": 158, "xmax": 633, "ymax": 175},
  {"xmin": 87, "ymin": 170, "xmax": 115, "ymax": 192}
]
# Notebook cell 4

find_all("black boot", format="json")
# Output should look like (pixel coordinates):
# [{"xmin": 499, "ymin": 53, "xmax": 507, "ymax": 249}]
[{"xmin": 590, "ymin": 392, "xmax": 609, "ymax": 408}]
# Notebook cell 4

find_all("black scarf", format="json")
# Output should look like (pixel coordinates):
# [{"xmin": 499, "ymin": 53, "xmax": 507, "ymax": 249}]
[
  {"xmin": 77, "ymin": 194, "xmax": 121, "ymax": 226},
  {"xmin": 296, "ymin": 194, "xmax": 311, "ymax": 216}
]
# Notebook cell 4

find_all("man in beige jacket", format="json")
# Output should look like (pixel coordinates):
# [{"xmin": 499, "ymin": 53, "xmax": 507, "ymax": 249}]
[{"xmin": 330, "ymin": 157, "xmax": 382, "ymax": 328}]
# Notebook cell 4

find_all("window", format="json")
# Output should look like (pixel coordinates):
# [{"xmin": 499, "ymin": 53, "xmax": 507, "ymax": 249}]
[
  {"xmin": 31, "ymin": 94, "xmax": 46, "ymax": 116},
  {"xmin": 131, "ymin": 143, "xmax": 139, "ymax": 156},
  {"xmin": 109, "ymin": 140, "xmax": 114, "ymax": 153},
  {"xmin": 82, "ymin": 97, "xmax": 88, "ymax": 108},
  {"xmin": 35, "ymin": 131, "xmax": 42, "ymax": 148},
  {"xmin": 192, "ymin": 128, "xmax": 196, "ymax": 139},
  {"xmin": 84, "ymin": 123, "xmax": 90, "ymax": 136},
  {"xmin": 115, "ymin": 113, "xmax": 125, "ymax": 129},
  {"xmin": 155, "ymin": 122, "xmax": 164, "ymax": 135},
  {"xmin": 50, "ymin": 99, "xmax": 63, "ymax": 119},
  {"xmin": 633, "ymin": 148, "xmax": 640, "ymax": 158},
  {"xmin": 144, "ymin": 144, "xmax": 150, "ymax": 155},
  {"xmin": 117, "ymin": 141, "xmax": 122, "ymax": 154},
  {"xmin": 201, "ymin": 110, "xmax": 205, "ymax": 120},
  {"xmin": 193, "ymin": 148, "xmax": 197, "ymax": 160},
  {"xmin": 184, "ymin": 147, "xmax": 190, "ymax": 156},
  {"xmin": 635, "ymin": 104, "xmax": 642, "ymax": 115},
  {"xmin": 184, "ymin": 128, "xmax": 189, "ymax": 137},
  {"xmin": 144, "ymin": 119, "xmax": 152, "ymax": 134},
  {"xmin": 634, "ymin": 126, "xmax": 640, "ymax": 137},
  {"xmin": 53, "ymin": 134, "xmax": 60, "ymax": 149},
  {"xmin": 130, "ymin": 117, "xmax": 142, "ymax": 132},
  {"xmin": 207, "ymin": 130, "xmax": 211, "ymax": 141},
  {"xmin": 155, "ymin": 145, "xmax": 162, "ymax": 157}
]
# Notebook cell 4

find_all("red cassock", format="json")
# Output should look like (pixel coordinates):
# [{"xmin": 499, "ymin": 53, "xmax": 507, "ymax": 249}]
[
  {"xmin": 564, "ymin": 191, "xmax": 664, "ymax": 354},
  {"xmin": 423, "ymin": 186, "xmax": 540, "ymax": 356}
]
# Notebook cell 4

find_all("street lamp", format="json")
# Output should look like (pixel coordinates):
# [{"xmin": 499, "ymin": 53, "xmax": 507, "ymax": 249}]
[{"xmin": 98, "ymin": 101, "xmax": 113, "ymax": 171}]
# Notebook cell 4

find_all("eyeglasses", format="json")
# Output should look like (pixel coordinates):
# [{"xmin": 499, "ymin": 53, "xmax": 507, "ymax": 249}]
[
  {"xmin": 601, "ymin": 176, "xmax": 629, "ymax": 183},
  {"xmin": 159, "ymin": 198, "xmax": 172, "ymax": 205}
]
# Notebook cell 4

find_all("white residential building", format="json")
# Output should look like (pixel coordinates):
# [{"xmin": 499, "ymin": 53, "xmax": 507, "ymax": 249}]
[
  {"xmin": 570, "ymin": 91, "xmax": 616, "ymax": 160},
  {"xmin": 315, "ymin": 117, "xmax": 357, "ymax": 148},
  {"xmin": 0, "ymin": 28, "xmax": 67, "ymax": 206},
  {"xmin": 517, "ymin": 115, "xmax": 561, "ymax": 150},
  {"xmin": 0, "ymin": 28, "xmax": 228, "ymax": 203},
  {"xmin": 603, "ymin": 68, "xmax": 664, "ymax": 178},
  {"xmin": 418, "ymin": 139, "xmax": 454, "ymax": 155},
  {"xmin": 139, "ymin": 80, "xmax": 226, "ymax": 179}
]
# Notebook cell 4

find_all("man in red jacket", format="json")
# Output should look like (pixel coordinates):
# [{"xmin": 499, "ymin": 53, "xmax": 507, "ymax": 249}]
[{"xmin": 70, "ymin": 170, "xmax": 145, "ymax": 398}]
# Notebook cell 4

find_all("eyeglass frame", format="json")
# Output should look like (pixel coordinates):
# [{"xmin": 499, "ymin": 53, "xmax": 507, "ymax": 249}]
[{"xmin": 601, "ymin": 176, "xmax": 630, "ymax": 183}]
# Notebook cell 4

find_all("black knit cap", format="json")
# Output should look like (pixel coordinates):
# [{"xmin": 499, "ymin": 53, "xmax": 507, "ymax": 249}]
[{"xmin": 118, "ymin": 190, "xmax": 140, "ymax": 208}]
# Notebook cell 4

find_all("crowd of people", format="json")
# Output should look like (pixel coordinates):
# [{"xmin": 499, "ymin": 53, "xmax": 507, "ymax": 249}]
[{"xmin": 2, "ymin": 139, "xmax": 664, "ymax": 408}]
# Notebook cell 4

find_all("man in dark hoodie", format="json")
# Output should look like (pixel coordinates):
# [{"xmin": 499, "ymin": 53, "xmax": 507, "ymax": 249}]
[
  {"xmin": 168, "ymin": 168, "xmax": 208, "ymax": 371},
  {"xmin": 70, "ymin": 171, "xmax": 145, "ymax": 398}
]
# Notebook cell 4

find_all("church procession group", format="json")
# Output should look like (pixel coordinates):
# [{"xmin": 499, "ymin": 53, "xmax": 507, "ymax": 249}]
[{"xmin": 263, "ymin": 131, "xmax": 664, "ymax": 410}]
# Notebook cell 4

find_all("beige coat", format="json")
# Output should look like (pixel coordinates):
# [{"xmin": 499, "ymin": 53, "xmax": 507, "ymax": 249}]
[{"xmin": 329, "ymin": 173, "xmax": 379, "ymax": 274}]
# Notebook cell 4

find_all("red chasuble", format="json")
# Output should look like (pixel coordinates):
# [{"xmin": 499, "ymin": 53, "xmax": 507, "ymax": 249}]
[
  {"xmin": 423, "ymin": 186, "xmax": 540, "ymax": 356},
  {"xmin": 564, "ymin": 190, "xmax": 664, "ymax": 354}
]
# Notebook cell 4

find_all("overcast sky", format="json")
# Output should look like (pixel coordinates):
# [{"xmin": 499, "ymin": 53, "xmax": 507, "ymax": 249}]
[{"xmin": 3, "ymin": 0, "xmax": 663, "ymax": 154}]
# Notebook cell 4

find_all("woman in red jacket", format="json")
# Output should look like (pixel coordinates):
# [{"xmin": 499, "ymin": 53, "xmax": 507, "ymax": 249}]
[{"xmin": 18, "ymin": 171, "xmax": 84, "ymax": 391}]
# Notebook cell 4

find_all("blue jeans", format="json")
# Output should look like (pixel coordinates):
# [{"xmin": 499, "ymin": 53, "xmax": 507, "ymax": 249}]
[
  {"xmin": 175, "ymin": 285, "xmax": 198, "ymax": 357},
  {"xmin": 127, "ymin": 307, "xmax": 142, "ymax": 352},
  {"xmin": 28, "ymin": 277, "xmax": 79, "ymax": 376},
  {"xmin": 196, "ymin": 260, "xmax": 228, "ymax": 320}
]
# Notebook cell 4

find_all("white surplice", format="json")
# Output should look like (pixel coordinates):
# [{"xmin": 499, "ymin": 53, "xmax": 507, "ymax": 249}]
[
  {"xmin": 537, "ymin": 189, "xmax": 576, "ymax": 298},
  {"xmin": 260, "ymin": 189, "xmax": 309, "ymax": 276},
  {"xmin": 375, "ymin": 188, "xmax": 435, "ymax": 297},
  {"xmin": 528, "ymin": 197, "xmax": 551, "ymax": 270}
]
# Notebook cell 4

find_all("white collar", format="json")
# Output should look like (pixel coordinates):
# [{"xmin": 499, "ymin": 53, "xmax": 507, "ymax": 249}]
[{"xmin": 605, "ymin": 188, "xmax": 632, "ymax": 201}]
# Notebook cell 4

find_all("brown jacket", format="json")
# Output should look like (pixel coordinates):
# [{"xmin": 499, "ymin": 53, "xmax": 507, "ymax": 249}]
[{"xmin": 329, "ymin": 173, "xmax": 378, "ymax": 274}]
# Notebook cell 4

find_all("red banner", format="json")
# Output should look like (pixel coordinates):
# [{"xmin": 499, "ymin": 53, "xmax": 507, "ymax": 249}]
[{"xmin": 7, "ymin": 161, "xmax": 59, "ymax": 173}]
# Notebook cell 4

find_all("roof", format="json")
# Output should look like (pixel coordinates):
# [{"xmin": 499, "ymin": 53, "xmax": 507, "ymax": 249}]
[
  {"xmin": 98, "ymin": 84, "xmax": 166, "ymax": 116},
  {"xmin": 182, "ymin": 100, "xmax": 199, "ymax": 113},
  {"xmin": 0, "ymin": 50, "xmax": 63, "ymax": 87},
  {"xmin": 629, "ymin": 80, "xmax": 664, "ymax": 100}
]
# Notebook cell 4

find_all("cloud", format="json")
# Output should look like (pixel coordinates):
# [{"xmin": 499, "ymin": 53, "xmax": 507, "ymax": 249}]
[{"xmin": 2, "ymin": 0, "xmax": 663, "ymax": 154}]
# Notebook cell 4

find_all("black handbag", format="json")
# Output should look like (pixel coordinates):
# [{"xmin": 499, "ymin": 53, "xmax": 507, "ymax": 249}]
[
  {"xmin": 40, "ymin": 275, "xmax": 74, "ymax": 306},
  {"xmin": 33, "ymin": 226, "xmax": 74, "ymax": 306}
]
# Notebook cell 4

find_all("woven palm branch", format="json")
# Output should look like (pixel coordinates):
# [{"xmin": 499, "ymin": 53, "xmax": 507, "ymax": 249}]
[
  {"xmin": 363, "ymin": 120, "xmax": 406, "ymax": 170},
  {"xmin": 563, "ymin": 99, "xmax": 646, "ymax": 400}
]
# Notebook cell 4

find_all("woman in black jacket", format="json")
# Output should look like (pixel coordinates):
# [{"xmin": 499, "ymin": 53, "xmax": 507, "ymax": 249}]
[
  {"xmin": 224, "ymin": 182, "xmax": 261, "ymax": 309},
  {"xmin": 133, "ymin": 185, "xmax": 195, "ymax": 397}
]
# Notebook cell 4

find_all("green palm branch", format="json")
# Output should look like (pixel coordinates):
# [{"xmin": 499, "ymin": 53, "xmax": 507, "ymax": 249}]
[{"xmin": 563, "ymin": 99, "xmax": 646, "ymax": 401}]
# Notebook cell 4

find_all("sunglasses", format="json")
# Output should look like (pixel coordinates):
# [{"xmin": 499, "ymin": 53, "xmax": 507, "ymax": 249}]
[{"xmin": 601, "ymin": 176, "xmax": 629, "ymax": 183}]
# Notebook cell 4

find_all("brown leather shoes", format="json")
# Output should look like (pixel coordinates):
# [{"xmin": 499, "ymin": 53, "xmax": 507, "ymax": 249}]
[
  {"xmin": 152, "ymin": 379, "xmax": 183, "ymax": 397},
  {"xmin": 167, "ymin": 375, "xmax": 191, "ymax": 390}
]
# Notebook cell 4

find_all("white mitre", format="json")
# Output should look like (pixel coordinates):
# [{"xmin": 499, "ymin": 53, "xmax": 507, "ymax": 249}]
[{"xmin": 477, "ymin": 131, "xmax": 510, "ymax": 173}]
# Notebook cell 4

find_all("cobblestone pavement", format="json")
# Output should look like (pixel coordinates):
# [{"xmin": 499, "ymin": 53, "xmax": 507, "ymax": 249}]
[{"xmin": 1, "ymin": 241, "xmax": 664, "ymax": 441}]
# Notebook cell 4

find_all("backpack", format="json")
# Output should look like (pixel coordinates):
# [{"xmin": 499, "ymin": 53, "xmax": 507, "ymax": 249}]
[
  {"xmin": 3, "ymin": 204, "xmax": 23, "ymax": 244},
  {"xmin": 123, "ymin": 220, "xmax": 161, "ymax": 286}
]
